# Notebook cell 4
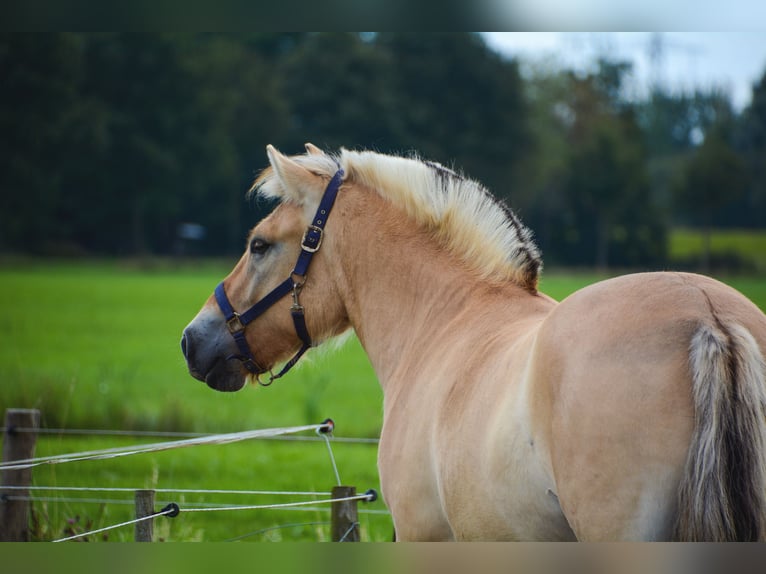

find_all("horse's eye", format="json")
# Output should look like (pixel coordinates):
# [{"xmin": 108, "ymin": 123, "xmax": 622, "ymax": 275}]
[{"xmin": 250, "ymin": 237, "xmax": 271, "ymax": 256}]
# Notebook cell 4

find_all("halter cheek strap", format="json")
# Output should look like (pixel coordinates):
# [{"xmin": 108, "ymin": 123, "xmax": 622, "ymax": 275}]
[{"xmin": 214, "ymin": 168, "xmax": 344, "ymax": 385}]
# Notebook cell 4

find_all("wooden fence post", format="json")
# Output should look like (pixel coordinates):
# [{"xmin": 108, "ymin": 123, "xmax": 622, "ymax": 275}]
[
  {"xmin": 134, "ymin": 489, "xmax": 156, "ymax": 542},
  {"xmin": 1, "ymin": 408, "xmax": 41, "ymax": 542},
  {"xmin": 331, "ymin": 485, "xmax": 359, "ymax": 542}
]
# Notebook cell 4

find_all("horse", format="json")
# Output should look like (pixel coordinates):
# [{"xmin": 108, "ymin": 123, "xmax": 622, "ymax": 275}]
[{"xmin": 181, "ymin": 143, "xmax": 766, "ymax": 541}]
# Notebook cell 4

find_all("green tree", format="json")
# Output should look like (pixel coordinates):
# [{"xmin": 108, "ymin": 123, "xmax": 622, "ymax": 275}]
[
  {"xmin": 674, "ymin": 129, "xmax": 748, "ymax": 270},
  {"xmin": 0, "ymin": 33, "xmax": 82, "ymax": 253},
  {"xmin": 177, "ymin": 34, "xmax": 289, "ymax": 254},
  {"xmin": 637, "ymin": 87, "xmax": 740, "ymax": 236},
  {"xmin": 557, "ymin": 60, "xmax": 663, "ymax": 269},
  {"xmin": 56, "ymin": 34, "xmax": 199, "ymax": 255},
  {"xmin": 3, "ymin": 33, "xmax": 750, "ymax": 265},
  {"xmin": 514, "ymin": 64, "xmax": 572, "ymax": 254},
  {"xmin": 52, "ymin": 33, "xmax": 290, "ymax": 256},
  {"xmin": 737, "ymin": 68, "xmax": 766, "ymax": 228},
  {"xmin": 376, "ymin": 33, "xmax": 529, "ymax": 197},
  {"xmin": 279, "ymin": 33, "xmax": 400, "ymax": 151}
]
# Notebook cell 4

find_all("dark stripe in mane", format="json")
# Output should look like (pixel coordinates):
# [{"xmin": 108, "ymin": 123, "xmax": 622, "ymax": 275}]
[
  {"xmin": 496, "ymin": 198, "xmax": 543, "ymax": 287},
  {"xmin": 423, "ymin": 160, "xmax": 462, "ymax": 184},
  {"xmin": 422, "ymin": 158, "xmax": 542, "ymax": 291}
]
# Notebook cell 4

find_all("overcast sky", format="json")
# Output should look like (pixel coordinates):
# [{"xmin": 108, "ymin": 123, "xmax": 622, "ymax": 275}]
[{"xmin": 483, "ymin": 33, "xmax": 766, "ymax": 111}]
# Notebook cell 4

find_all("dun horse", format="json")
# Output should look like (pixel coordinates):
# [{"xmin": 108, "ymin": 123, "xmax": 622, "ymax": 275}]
[{"xmin": 181, "ymin": 144, "xmax": 766, "ymax": 541}]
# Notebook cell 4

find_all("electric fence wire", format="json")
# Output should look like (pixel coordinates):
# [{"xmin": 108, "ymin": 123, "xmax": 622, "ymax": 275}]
[
  {"xmin": 0, "ymin": 422, "xmax": 333, "ymax": 471},
  {"xmin": 49, "ymin": 492, "xmax": 377, "ymax": 542}
]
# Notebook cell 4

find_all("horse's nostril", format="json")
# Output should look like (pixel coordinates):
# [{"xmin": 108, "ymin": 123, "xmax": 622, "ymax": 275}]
[{"xmin": 181, "ymin": 332, "xmax": 190, "ymax": 359}]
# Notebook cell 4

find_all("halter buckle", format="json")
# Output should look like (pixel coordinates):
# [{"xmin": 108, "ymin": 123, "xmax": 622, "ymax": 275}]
[
  {"xmin": 226, "ymin": 313, "xmax": 245, "ymax": 334},
  {"xmin": 301, "ymin": 225, "xmax": 323, "ymax": 253}
]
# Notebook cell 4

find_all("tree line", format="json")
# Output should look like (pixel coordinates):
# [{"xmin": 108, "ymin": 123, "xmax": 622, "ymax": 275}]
[{"xmin": 1, "ymin": 33, "xmax": 764, "ymax": 268}]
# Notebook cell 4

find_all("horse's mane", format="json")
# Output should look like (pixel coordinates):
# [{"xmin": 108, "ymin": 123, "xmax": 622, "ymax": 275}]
[{"xmin": 254, "ymin": 149, "xmax": 541, "ymax": 292}]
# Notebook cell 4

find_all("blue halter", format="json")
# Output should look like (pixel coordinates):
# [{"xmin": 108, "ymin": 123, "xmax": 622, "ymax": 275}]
[{"xmin": 214, "ymin": 168, "xmax": 344, "ymax": 385}]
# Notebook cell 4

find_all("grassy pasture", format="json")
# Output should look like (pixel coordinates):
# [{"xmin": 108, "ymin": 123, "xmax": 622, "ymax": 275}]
[
  {"xmin": 1, "ymin": 259, "xmax": 764, "ymax": 541},
  {"xmin": 0, "ymin": 259, "xmax": 387, "ymax": 541},
  {"xmin": 669, "ymin": 228, "xmax": 766, "ymax": 273}
]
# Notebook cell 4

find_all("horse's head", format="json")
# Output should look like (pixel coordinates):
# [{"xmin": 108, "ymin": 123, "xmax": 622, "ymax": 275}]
[{"xmin": 181, "ymin": 144, "xmax": 350, "ymax": 392}]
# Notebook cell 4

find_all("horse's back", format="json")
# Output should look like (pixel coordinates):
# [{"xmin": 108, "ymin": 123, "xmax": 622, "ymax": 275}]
[{"xmin": 532, "ymin": 272, "xmax": 766, "ymax": 540}]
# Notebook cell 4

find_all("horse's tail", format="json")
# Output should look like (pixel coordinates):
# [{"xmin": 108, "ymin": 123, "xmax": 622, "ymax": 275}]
[{"xmin": 675, "ymin": 321, "xmax": 766, "ymax": 541}]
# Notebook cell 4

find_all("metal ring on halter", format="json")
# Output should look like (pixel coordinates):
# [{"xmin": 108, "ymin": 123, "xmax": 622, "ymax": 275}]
[{"xmin": 255, "ymin": 370, "xmax": 276, "ymax": 387}]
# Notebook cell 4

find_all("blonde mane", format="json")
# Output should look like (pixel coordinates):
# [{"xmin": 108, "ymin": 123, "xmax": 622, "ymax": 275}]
[{"xmin": 254, "ymin": 148, "xmax": 541, "ymax": 291}]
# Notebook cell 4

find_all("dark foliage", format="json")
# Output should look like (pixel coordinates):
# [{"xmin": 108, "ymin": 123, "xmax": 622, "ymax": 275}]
[{"xmin": 0, "ymin": 33, "xmax": 763, "ymax": 267}]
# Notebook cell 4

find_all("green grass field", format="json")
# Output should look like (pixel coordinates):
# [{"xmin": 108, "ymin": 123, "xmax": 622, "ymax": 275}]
[
  {"xmin": 1, "ymin": 258, "xmax": 764, "ymax": 541},
  {"xmin": 669, "ymin": 228, "xmax": 766, "ymax": 273},
  {"xmin": 0, "ymin": 259, "xmax": 387, "ymax": 541}
]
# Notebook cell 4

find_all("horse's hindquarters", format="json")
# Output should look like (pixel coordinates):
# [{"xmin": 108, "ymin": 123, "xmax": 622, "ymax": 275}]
[{"xmin": 534, "ymin": 272, "xmax": 766, "ymax": 540}]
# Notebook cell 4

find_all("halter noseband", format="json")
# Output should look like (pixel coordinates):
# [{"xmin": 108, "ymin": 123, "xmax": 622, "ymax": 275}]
[{"xmin": 214, "ymin": 168, "xmax": 344, "ymax": 386}]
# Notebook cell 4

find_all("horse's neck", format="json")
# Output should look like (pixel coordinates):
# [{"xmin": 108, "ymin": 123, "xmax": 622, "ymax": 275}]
[{"xmin": 331, "ymin": 191, "xmax": 539, "ymax": 388}]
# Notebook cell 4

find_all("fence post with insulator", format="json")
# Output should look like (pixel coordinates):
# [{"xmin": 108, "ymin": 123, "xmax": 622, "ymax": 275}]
[
  {"xmin": 134, "ymin": 489, "xmax": 156, "ymax": 542},
  {"xmin": 331, "ymin": 485, "xmax": 360, "ymax": 542},
  {"xmin": 1, "ymin": 408, "xmax": 41, "ymax": 541}
]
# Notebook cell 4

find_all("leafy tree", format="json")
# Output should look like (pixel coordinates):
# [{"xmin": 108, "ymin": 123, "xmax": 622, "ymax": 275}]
[
  {"xmin": 637, "ymin": 87, "xmax": 739, "ymax": 226},
  {"xmin": 556, "ymin": 60, "xmax": 664, "ymax": 268},
  {"xmin": 0, "ymin": 33, "xmax": 82, "ymax": 253},
  {"xmin": 53, "ymin": 34, "xmax": 289, "ymax": 256},
  {"xmin": 514, "ymin": 65, "xmax": 572, "ymax": 255},
  {"xmin": 674, "ymin": 128, "xmax": 747, "ymax": 270},
  {"xmin": 0, "ymin": 32, "xmax": 757, "ymax": 267},
  {"xmin": 277, "ymin": 32, "xmax": 530, "ymax": 225},
  {"xmin": 55, "ymin": 34, "xmax": 199, "ymax": 255},
  {"xmin": 279, "ymin": 33, "xmax": 400, "ymax": 152},
  {"xmin": 639, "ymin": 89, "xmax": 733, "ymax": 156},
  {"xmin": 736, "ymin": 68, "xmax": 766, "ymax": 228},
  {"xmin": 176, "ymin": 34, "xmax": 290, "ymax": 254},
  {"xmin": 375, "ymin": 33, "xmax": 529, "ymax": 198}
]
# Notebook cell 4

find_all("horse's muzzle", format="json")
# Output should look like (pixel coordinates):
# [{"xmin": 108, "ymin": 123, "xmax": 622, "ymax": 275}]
[{"xmin": 180, "ymin": 328, "xmax": 246, "ymax": 392}]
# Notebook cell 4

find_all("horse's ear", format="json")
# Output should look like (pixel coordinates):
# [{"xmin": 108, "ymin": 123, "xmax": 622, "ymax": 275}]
[
  {"xmin": 266, "ymin": 144, "xmax": 318, "ymax": 204},
  {"xmin": 304, "ymin": 143, "xmax": 324, "ymax": 156}
]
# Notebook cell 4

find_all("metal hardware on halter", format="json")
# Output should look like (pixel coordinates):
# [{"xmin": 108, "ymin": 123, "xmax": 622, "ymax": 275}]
[
  {"xmin": 255, "ymin": 370, "xmax": 276, "ymax": 387},
  {"xmin": 301, "ymin": 225, "xmax": 324, "ymax": 253},
  {"xmin": 225, "ymin": 313, "xmax": 245, "ymax": 334},
  {"xmin": 212, "ymin": 166, "xmax": 344, "ymax": 384},
  {"xmin": 290, "ymin": 281, "xmax": 304, "ymax": 313}
]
